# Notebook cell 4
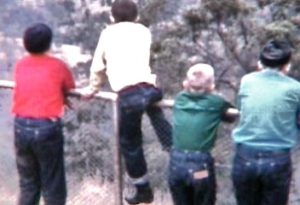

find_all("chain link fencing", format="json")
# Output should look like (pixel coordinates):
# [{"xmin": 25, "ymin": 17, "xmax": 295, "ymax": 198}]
[{"xmin": 0, "ymin": 87, "xmax": 300, "ymax": 205}]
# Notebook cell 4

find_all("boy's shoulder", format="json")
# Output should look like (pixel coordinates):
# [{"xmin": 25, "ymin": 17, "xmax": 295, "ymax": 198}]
[
  {"xmin": 208, "ymin": 91, "xmax": 229, "ymax": 102},
  {"xmin": 174, "ymin": 91, "xmax": 235, "ymax": 115},
  {"xmin": 107, "ymin": 22, "xmax": 150, "ymax": 32},
  {"xmin": 175, "ymin": 90, "xmax": 228, "ymax": 103},
  {"xmin": 284, "ymin": 74, "xmax": 300, "ymax": 86},
  {"xmin": 240, "ymin": 71, "xmax": 260, "ymax": 83},
  {"xmin": 46, "ymin": 55, "xmax": 69, "ymax": 67}
]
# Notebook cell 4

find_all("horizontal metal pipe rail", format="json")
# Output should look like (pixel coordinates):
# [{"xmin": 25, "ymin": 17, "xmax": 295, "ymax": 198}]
[{"xmin": 0, "ymin": 80, "xmax": 174, "ymax": 106}]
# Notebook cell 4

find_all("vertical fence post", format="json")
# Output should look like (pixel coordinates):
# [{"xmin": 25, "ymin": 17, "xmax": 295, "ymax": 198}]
[{"xmin": 112, "ymin": 97, "xmax": 123, "ymax": 205}]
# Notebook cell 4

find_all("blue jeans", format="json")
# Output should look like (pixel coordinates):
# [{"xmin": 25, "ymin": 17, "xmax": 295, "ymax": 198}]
[
  {"xmin": 14, "ymin": 117, "xmax": 67, "ymax": 205},
  {"xmin": 232, "ymin": 144, "xmax": 292, "ymax": 205},
  {"xmin": 118, "ymin": 83, "xmax": 172, "ymax": 178},
  {"xmin": 168, "ymin": 149, "xmax": 216, "ymax": 205}
]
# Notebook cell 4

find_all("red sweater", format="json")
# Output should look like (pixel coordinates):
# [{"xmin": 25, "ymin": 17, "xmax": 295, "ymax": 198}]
[{"xmin": 12, "ymin": 55, "xmax": 75, "ymax": 118}]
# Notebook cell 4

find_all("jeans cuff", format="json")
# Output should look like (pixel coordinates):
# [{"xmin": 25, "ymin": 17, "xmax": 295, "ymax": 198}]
[{"xmin": 131, "ymin": 174, "xmax": 149, "ymax": 185}]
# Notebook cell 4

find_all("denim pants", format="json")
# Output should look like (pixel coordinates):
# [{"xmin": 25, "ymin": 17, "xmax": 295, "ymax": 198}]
[
  {"xmin": 232, "ymin": 144, "xmax": 292, "ymax": 205},
  {"xmin": 168, "ymin": 149, "xmax": 216, "ymax": 205},
  {"xmin": 118, "ymin": 83, "xmax": 172, "ymax": 178},
  {"xmin": 14, "ymin": 117, "xmax": 67, "ymax": 205}
]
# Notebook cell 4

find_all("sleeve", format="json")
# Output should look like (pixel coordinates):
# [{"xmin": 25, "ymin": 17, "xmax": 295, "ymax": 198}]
[
  {"xmin": 221, "ymin": 100, "xmax": 238, "ymax": 123},
  {"xmin": 235, "ymin": 76, "xmax": 246, "ymax": 110},
  {"xmin": 62, "ymin": 64, "xmax": 75, "ymax": 91},
  {"xmin": 89, "ymin": 30, "xmax": 107, "ymax": 92}
]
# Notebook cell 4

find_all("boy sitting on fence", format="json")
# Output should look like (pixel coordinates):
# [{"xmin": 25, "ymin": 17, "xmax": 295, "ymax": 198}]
[{"xmin": 168, "ymin": 63, "xmax": 238, "ymax": 205}]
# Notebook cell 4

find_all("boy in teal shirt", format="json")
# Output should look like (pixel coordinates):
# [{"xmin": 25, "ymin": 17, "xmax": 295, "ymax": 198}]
[
  {"xmin": 168, "ymin": 63, "xmax": 238, "ymax": 205},
  {"xmin": 232, "ymin": 40, "xmax": 300, "ymax": 205}
]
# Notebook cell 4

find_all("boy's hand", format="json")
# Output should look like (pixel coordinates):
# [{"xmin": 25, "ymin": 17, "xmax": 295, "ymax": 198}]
[
  {"xmin": 226, "ymin": 108, "xmax": 239, "ymax": 116},
  {"xmin": 79, "ymin": 87, "xmax": 98, "ymax": 100},
  {"xmin": 222, "ymin": 108, "xmax": 239, "ymax": 123}
]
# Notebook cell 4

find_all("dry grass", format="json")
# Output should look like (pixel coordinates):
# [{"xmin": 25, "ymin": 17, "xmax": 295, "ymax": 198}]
[
  {"xmin": 67, "ymin": 177, "xmax": 172, "ymax": 205},
  {"xmin": 0, "ymin": 176, "xmax": 172, "ymax": 205}
]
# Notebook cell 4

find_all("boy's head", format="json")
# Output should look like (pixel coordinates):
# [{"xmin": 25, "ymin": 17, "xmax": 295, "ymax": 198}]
[
  {"xmin": 111, "ymin": 0, "xmax": 138, "ymax": 23},
  {"xmin": 23, "ymin": 23, "xmax": 52, "ymax": 54},
  {"xmin": 183, "ymin": 63, "xmax": 215, "ymax": 93},
  {"xmin": 259, "ymin": 39, "xmax": 292, "ymax": 70}
]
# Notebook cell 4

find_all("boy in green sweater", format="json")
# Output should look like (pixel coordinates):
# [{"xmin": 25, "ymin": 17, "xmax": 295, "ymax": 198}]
[{"xmin": 168, "ymin": 63, "xmax": 238, "ymax": 205}]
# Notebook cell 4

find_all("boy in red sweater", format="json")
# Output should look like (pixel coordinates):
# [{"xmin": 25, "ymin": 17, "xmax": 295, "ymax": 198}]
[{"xmin": 12, "ymin": 23, "xmax": 75, "ymax": 205}]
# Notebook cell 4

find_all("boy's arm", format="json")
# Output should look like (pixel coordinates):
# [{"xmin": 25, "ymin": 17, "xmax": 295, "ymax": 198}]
[
  {"xmin": 62, "ymin": 64, "xmax": 76, "ymax": 109},
  {"xmin": 79, "ymin": 71, "xmax": 106, "ymax": 99},
  {"xmin": 221, "ymin": 107, "xmax": 239, "ymax": 123},
  {"xmin": 226, "ymin": 108, "xmax": 239, "ymax": 116},
  {"xmin": 82, "ymin": 31, "xmax": 107, "ymax": 98},
  {"xmin": 89, "ymin": 70, "xmax": 106, "ymax": 93},
  {"xmin": 89, "ymin": 31, "xmax": 107, "ymax": 93}
]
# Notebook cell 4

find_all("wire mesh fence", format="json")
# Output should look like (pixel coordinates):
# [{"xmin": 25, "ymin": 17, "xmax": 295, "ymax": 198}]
[{"xmin": 1, "ymin": 86, "xmax": 300, "ymax": 205}]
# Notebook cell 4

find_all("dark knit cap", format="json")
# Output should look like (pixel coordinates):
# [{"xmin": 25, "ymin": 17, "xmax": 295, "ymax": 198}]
[{"xmin": 259, "ymin": 40, "xmax": 291, "ymax": 68}]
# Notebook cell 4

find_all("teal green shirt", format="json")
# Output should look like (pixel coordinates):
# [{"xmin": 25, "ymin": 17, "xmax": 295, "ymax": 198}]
[
  {"xmin": 233, "ymin": 69, "xmax": 300, "ymax": 150},
  {"xmin": 172, "ymin": 91, "xmax": 232, "ymax": 152}
]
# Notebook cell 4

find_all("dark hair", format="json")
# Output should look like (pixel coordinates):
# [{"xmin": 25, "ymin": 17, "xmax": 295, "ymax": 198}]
[
  {"xmin": 111, "ymin": 0, "xmax": 138, "ymax": 23},
  {"xmin": 23, "ymin": 23, "xmax": 52, "ymax": 54},
  {"xmin": 259, "ymin": 40, "xmax": 292, "ymax": 68}
]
